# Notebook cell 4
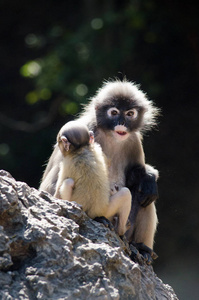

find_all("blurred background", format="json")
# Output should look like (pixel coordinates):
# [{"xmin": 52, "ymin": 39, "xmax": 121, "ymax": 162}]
[{"xmin": 0, "ymin": 1, "xmax": 199, "ymax": 298}]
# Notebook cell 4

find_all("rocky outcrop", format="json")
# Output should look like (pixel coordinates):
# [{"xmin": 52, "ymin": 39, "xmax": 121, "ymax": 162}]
[{"xmin": 0, "ymin": 170, "xmax": 178, "ymax": 299}]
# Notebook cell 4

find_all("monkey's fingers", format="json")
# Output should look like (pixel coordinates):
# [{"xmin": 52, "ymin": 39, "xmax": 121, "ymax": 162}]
[
  {"xmin": 139, "ymin": 173, "xmax": 159, "ymax": 207},
  {"xmin": 94, "ymin": 216, "xmax": 114, "ymax": 231},
  {"xmin": 139, "ymin": 194, "xmax": 158, "ymax": 207}
]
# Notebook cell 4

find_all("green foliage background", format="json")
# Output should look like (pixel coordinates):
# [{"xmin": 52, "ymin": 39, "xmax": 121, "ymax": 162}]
[{"xmin": 0, "ymin": 1, "xmax": 199, "ymax": 298}]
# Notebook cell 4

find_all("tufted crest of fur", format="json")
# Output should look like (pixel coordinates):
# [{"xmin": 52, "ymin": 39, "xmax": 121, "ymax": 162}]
[{"xmin": 79, "ymin": 79, "xmax": 160, "ymax": 133}]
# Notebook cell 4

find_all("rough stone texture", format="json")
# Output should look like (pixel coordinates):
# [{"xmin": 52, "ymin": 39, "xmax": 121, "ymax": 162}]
[{"xmin": 0, "ymin": 170, "xmax": 178, "ymax": 300}]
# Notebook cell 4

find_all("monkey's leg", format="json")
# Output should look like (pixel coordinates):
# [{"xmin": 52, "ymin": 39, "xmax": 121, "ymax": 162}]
[
  {"xmin": 105, "ymin": 187, "xmax": 131, "ymax": 236},
  {"xmin": 129, "ymin": 202, "xmax": 158, "ymax": 264},
  {"xmin": 126, "ymin": 202, "xmax": 158, "ymax": 264},
  {"xmin": 54, "ymin": 188, "xmax": 61, "ymax": 199},
  {"xmin": 133, "ymin": 202, "xmax": 157, "ymax": 249},
  {"xmin": 55, "ymin": 178, "xmax": 75, "ymax": 200}
]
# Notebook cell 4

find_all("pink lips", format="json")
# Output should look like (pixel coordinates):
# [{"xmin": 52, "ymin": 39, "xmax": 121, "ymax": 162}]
[{"xmin": 116, "ymin": 131, "xmax": 127, "ymax": 136}]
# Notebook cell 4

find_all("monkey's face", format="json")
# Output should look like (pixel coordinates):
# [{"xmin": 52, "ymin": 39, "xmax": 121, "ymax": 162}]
[{"xmin": 96, "ymin": 98, "xmax": 145, "ymax": 141}]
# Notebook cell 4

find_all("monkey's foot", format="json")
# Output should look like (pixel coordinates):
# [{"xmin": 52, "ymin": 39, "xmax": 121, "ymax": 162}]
[
  {"xmin": 130, "ymin": 242, "xmax": 158, "ymax": 265},
  {"xmin": 94, "ymin": 216, "xmax": 114, "ymax": 231}
]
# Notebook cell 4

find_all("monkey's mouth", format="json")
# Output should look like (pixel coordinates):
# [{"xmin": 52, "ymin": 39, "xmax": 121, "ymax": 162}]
[
  {"xmin": 114, "ymin": 125, "xmax": 129, "ymax": 141},
  {"xmin": 116, "ymin": 131, "xmax": 127, "ymax": 136}
]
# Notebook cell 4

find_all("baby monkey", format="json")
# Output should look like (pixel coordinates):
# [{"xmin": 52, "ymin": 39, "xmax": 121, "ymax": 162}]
[{"xmin": 54, "ymin": 120, "xmax": 131, "ymax": 236}]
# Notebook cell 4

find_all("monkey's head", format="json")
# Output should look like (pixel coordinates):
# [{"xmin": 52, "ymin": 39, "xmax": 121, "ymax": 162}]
[
  {"xmin": 92, "ymin": 80, "xmax": 159, "ymax": 141},
  {"xmin": 57, "ymin": 121, "xmax": 94, "ymax": 155}
]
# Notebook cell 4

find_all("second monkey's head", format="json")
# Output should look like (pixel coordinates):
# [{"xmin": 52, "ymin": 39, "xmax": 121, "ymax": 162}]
[
  {"xmin": 57, "ymin": 121, "xmax": 94, "ymax": 155},
  {"xmin": 92, "ymin": 79, "xmax": 159, "ymax": 141}
]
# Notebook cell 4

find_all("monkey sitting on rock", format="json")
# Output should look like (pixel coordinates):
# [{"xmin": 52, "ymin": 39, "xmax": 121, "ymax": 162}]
[
  {"xmin": 53, "ymin": 120, "xmax": 132, "ymax": 236},
  {"xmin": 40, "ymin": 79, "xmax": 160, "ymax": 263}
]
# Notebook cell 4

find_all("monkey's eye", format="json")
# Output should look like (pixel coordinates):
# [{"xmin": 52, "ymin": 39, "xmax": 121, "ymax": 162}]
[
  {"xmin": 107, "ymin": 107, "xmax": 120, "ymax": 117},
  {"xmin": 126, "ymin": 109, "xmax": 138, "ymax": 119}
]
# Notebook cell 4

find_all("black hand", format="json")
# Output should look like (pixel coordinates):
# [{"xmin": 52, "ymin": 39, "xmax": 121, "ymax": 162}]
[
  {"xmin": 125, "ymin": 164, "xmax": 158, "ymax": 208},
  {"xmin": 138, "ymin": 172, "xmax": 158, "ymax": 207}
]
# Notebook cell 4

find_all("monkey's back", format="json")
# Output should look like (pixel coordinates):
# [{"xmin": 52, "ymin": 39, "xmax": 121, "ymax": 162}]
[{"xmin": 59, "ymin": 143, "xmax": 110, "ymax": 218}]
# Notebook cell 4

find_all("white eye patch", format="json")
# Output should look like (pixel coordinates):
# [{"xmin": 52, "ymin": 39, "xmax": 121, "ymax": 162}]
[
  {"xmin": 125, "ymin": 108, "xmax": 138, "ymax": 119},
  {"xmin": 107, "ymin": 107, "xmax": 120, "ymax": 117}
]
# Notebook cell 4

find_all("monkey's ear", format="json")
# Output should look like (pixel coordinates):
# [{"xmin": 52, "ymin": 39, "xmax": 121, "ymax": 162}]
[
  {"xmin": 61, "ymin": 136, "xmax": 71, "ymax": 151},
  {"xmin": 89, "ymin": 131, "xmax": 95, "ymax": 144}
]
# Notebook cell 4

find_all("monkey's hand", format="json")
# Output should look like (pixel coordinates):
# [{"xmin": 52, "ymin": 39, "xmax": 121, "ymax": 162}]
[
  {"xmin": 126, "ymin": 164, "xmax": 159, "ymax": 207},
  {"xmin": 138, "ymin": 171, "xmax": 158, "ymax": 207}
]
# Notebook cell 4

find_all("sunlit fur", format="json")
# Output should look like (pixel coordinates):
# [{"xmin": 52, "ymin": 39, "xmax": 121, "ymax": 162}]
[
  {"xmin": 40, "ymin": 79, "xmax": 159, "ymax": 249},
  {"xmin": 56, "ymin": 124, "xmax": 110, "ymax": 219},
  {"xmin": 53, "ymin": 121, "xmax": 132, "ymax": 235},
  {"xmin": 78, "ymin": 79, "xmax": 159, "ymax": 249},
  {"xmin": 79, "ymin": 79, "xmax": 160, "ymax": 133},
  {"xmin": 58, "ymin": 121, "xmax": 90, "ymax": 153}
]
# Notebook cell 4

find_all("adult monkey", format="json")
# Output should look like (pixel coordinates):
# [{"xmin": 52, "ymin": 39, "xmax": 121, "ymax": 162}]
[{"xmin": 40, "ymin": 79, "xmax": 159, "ymax": 262}]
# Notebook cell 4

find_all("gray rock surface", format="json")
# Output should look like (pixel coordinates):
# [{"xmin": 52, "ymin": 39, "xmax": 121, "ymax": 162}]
[{"xmin": 0, "ymin": 170, "xmax": 178, "ymax": 300}]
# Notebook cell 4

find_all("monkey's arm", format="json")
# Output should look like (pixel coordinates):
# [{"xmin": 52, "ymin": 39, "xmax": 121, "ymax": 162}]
[
  {"xmin": 41, "ymin": 145, "xmax": 60, "ymax": 182},
  {"xmin": 55, "ymin": 178, "xmax": 75, "ymax": 200},
  {"xmin": 39, "ymin": 145, "xmax": 62, "ymax": 195},
  {"xmin": 94, "ymin": 187, "xmax": 131, "ymax": 236},
  {"xmin": 125, "ymin": 164, "xmax": 159, "ymax": 207}
]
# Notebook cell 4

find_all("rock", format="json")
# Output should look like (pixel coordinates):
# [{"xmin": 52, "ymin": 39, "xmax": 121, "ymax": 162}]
[{"xmin": 0, "ymin": 170, "xmax": 178, "ymax": 299}]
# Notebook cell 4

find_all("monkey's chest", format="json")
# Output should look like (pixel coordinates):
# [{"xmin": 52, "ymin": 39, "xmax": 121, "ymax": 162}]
[
  {"xmin": 108, "ymin": 159, "xmax": 127, "ymax": 190},
  {"xmin": 101, "ymin": 144, "xmax": 129, "ymax": 190}
]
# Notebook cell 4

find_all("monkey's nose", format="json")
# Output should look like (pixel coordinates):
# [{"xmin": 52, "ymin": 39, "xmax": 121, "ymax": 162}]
[{"xmin": 118, "ymin": 120, "xmax": 125, "ymax": 126}]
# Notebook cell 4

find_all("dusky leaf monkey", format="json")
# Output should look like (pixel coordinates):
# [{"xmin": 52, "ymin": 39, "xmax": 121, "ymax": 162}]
[
  {"xmin": 78, "ymin": 79, "xmax": 159, "ymax": 252},
  {"xmin": 39, "ymin": 79, "xmax": 159, "ymax": 261},
  {"xmin": 53, "ymin": 120, "xmax": 132, "ymax": 236}
]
